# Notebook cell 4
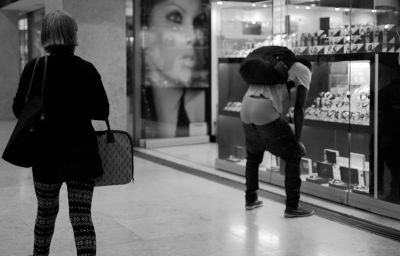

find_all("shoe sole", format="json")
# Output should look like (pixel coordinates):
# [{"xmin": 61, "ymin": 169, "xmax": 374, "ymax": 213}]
[
  {"xmin": 245, "ymin": 203, "xmax": 263, "ymax": 210},
  {"xmin": 284, "ymin": 210, "xmax": 315, "ymax": 218}
]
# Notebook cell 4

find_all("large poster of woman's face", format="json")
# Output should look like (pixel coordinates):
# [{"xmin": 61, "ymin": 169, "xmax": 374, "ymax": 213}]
[{"xmin": 141, "ymin": 0, "xmax": 210, "ymax": 138}]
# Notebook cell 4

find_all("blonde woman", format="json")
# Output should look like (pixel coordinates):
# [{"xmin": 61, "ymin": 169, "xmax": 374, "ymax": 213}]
[{"xmin": 13, "ymin": 10, "xmax": 109, "ymax": 255}]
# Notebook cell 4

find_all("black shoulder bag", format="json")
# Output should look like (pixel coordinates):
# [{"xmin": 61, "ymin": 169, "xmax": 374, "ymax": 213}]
[{"xmin": 2, "ymin": 56, "xmax": 48, "ymax": 168}]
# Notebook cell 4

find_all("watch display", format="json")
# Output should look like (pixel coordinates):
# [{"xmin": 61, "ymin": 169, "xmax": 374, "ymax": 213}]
[
  {"xmin": 300, "ymin": 87, "xmax": 370, "ymax": 126},
  {"xmin": 223, "ymin": 101, "xmax": 242, "ymax": 112}
]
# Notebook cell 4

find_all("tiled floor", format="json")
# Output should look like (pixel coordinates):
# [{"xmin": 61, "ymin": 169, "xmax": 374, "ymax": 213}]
[
  {"xmin": 153, "ymin": 143, "xmax": 218, "ymax": 168},
  {"xmin": 1, "ymin": 121, "xmax": 400, "ymax": 255}
]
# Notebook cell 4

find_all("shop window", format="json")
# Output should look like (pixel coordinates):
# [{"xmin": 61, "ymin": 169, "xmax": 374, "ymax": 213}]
[{"xmin": 213, "ymin": 0, "xmax": 400, "ymax": 218}]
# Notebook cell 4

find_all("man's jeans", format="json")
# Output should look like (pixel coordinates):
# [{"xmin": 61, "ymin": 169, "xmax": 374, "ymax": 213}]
[{"xmin": 242, "ymin": 118, "xmax": 302, "ymax": 209}]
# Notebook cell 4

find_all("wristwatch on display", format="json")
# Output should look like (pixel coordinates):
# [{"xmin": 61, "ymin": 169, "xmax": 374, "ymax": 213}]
[
  {"xmin": 341, "ymin": 110, "xmax": 350, "ymax": 121},
  {"xmin": 328, "ymin": 110, "xmax": 336, "ymax": 120}
]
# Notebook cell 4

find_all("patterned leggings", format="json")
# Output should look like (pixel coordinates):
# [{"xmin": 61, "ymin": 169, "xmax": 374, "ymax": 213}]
[{"xmin": 33, "ymin": 180, "xmax": 96, "ymax": 256}]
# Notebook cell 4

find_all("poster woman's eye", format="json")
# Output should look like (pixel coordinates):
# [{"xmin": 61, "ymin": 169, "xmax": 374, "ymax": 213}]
[{"xmin": 166, "ymin": 10, "xmax": 183, "ymax": 24}]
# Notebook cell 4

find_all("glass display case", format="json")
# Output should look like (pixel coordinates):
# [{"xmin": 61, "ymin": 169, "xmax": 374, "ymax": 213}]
[{"xmin": 212, "ymin": 0, "xmax": 400, "ymax": 218}]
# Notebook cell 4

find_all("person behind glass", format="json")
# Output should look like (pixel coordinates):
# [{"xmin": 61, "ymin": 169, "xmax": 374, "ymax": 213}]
[
  {"xmin": 12, "ymin": 11, "xmax": 109, "ymax": 256},
  {"xmin": 141, "ymin": 0, "xmax": 208, "ymax": 137},
  {"xmin": 240, "ymin": 58, "xmax": 315, "ymax": 217},
  {"xmin": 376, "ymin": 56, "xmax": 400, "ymax": 203}
]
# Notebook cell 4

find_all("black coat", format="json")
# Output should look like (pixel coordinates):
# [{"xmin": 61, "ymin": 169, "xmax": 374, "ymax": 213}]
[{"xmin": 13, "ymin": 51, "xmax": 109, "ymax": 182}]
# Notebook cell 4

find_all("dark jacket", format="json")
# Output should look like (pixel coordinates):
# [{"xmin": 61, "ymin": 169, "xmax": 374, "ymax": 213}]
[{"xmin": 13, "ymin": 50, "xmax": 109, "ymax": 182}]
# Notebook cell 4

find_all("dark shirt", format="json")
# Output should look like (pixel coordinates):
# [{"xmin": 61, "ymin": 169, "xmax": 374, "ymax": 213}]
[{"xmin": 13, "ymin": 50, "xmax": 109, "ymax": 182}]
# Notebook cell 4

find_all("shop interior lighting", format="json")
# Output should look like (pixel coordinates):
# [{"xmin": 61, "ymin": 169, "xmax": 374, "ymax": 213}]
[
  {"xmin": 371, "ymin": 9, "xmax": 377, "ymax": 13},
  {"xmin": 344, "ymin": 8, "xmax": 349, "ymax": 11},
  {"xmin": 216, "ymin": 1, "xmax": 223, "ymax": 5},
  {"xmin": 252, "ymin": 3, "xmax": 256, "ymax": 7},
  {"xmin": 335, "ymin": 8, "xmax": 340, "ymax": 11},
  {"xmin": 305, "ymin": 6, "xmax": 311, "ymax": 9},
  {"xmin": 263, "ymin": 4, "xmax": 268, "ymax": 8},
  {"xmin": 311, "ymin": 4, "xmax": 316, "ymax": 7},
  {"xmin": 296, "ymin": 6, "xmax": 300, "ymax": 9}
]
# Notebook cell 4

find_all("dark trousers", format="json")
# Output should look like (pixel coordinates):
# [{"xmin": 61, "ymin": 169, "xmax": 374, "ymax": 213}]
[
  {"xmin": 242, "ymin": 118, "xmax": 302, "ymax": 209},
  {"xmin": 33, "ymin": 180, "xmax": 96, "ymax": 256}
]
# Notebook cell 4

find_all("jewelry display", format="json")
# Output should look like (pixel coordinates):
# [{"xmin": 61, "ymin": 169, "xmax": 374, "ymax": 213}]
[{"xmin": 219, "ymin": 23, "xmax": 397, "ymax": 58}]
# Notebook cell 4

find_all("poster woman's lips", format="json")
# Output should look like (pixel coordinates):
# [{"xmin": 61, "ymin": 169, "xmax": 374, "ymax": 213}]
[{"xmin": 182, "ymin": 54, "xmax": 195, "ymax": 68}]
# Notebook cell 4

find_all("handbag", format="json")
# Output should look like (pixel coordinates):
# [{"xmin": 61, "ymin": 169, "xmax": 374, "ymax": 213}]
[
  {"xmin": 94, "ymin": 120, "xmax": 134, "ymax": 186},
  {"xmin": 2, "ymin": 57, "xmax": 48, "ymax": 168}
]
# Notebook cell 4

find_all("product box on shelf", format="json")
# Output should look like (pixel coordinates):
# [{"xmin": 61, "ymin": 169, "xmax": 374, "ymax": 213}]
[
  {"xmin": 341, "ymin": 26, "xmax": 350, "ymax": 37},
  {"xmin": 351, "ymin": 26, "xmax": 360, "ymax": 36},
  {"xmin": 387, "ymin": 44, "xmax": 397, "ymax": 52},
  {"xmin": 329, "ymin": 29, "xmax": 341, "ymax": 37},
  {"xmin": 334, "ymin": 45, "xmax": 344, "ymax": 54},
  {"xmin": 329, "ymin": 36, "xmax": 344, "ymax": 45},
  {"xmin": 373, "ymin": 30, "xmax": 382, "ymax": 43},
  {"xmin": 366, "ymin": 43, "xmax": 381, "ymax": 53},
  {"xmin": 350, "ymin": 36, "xmax": 363, "ymax": 44},
  {"xmin": 310, "ymin": 46, "xmax": 324, "ymax": 55},
  {"xmin": 293, "ymin": 46, "xmax": 309, "ymax": 55},
  {"xmin": 324, "ymin": 45, "xmax": 335, "ymax": 55},
  {"xmin": 316, "ymin": 30, "xmax": 326, "ymax": 38},
  {"xmin": 351, "ymin": 44, "xmax": 365, "ymax": 53}
]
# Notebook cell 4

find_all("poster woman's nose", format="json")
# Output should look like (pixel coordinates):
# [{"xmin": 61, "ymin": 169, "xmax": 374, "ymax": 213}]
[{"xmin": 185, "ymin": 26, "xmax": 196, "ymax": 45}]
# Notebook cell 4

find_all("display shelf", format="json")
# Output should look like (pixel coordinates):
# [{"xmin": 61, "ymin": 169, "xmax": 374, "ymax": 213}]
[
  {"xmin": 303, "ymin": 119, "xmax": 369, "ymax": 133},
  {"xmin": 218, "ymin": 57, "xmax": 244, "ymax": 63},
  {"xmin": 219, "ymin": 53, "xmax": 385, "ymax": 63},
  {"xmin": 219, "ymin": 112, "xmax": 369, "ymax": 133},
  {"xmin": 220, "ymin": 110, "xmax": 240, "ymax": 118}
]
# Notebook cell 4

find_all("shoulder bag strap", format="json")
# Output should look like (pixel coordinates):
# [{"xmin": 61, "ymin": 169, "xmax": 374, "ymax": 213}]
[
  {"xmin": 25, "ymin": 57, "xmax": 41, "ymax": 103},
  {"xmin": 40, "ymin": 56, "xmax": 48, "ymax": 102}
]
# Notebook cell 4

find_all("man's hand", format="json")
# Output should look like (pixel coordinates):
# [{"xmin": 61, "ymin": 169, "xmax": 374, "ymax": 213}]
[{"xmin": 298, "ymin": 141, "xmax": 306, "ymax": 157}]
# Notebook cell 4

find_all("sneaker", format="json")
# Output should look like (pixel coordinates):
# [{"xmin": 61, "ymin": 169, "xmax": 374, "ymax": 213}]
[
  {"xmin": 284, "ymin": 205, "xmax": 315, "ymax": 218},
  {"xmin": 245, "ymin": 200, "xmax": 263, "ymax": 210}
]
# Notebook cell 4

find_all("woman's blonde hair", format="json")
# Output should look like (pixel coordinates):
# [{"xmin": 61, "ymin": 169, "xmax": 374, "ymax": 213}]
[{"xmin": 41, "ymin": 10, "xmax": 78, "ymax": 53}]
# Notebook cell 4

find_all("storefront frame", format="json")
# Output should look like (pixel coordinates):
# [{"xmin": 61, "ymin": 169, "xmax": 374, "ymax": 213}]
[{"xmin": 212, "ymin": 0, "xmax": 400, "ymax": 220}]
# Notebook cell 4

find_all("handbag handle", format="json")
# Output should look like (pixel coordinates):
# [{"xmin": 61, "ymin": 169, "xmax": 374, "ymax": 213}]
[
  {"xmin": 105, "ymin": 119, "xmax": 115, "ymax": 143},
  {"xmin": 25, "ymin": 58, "xmax": 40, "ymax": 103}
]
